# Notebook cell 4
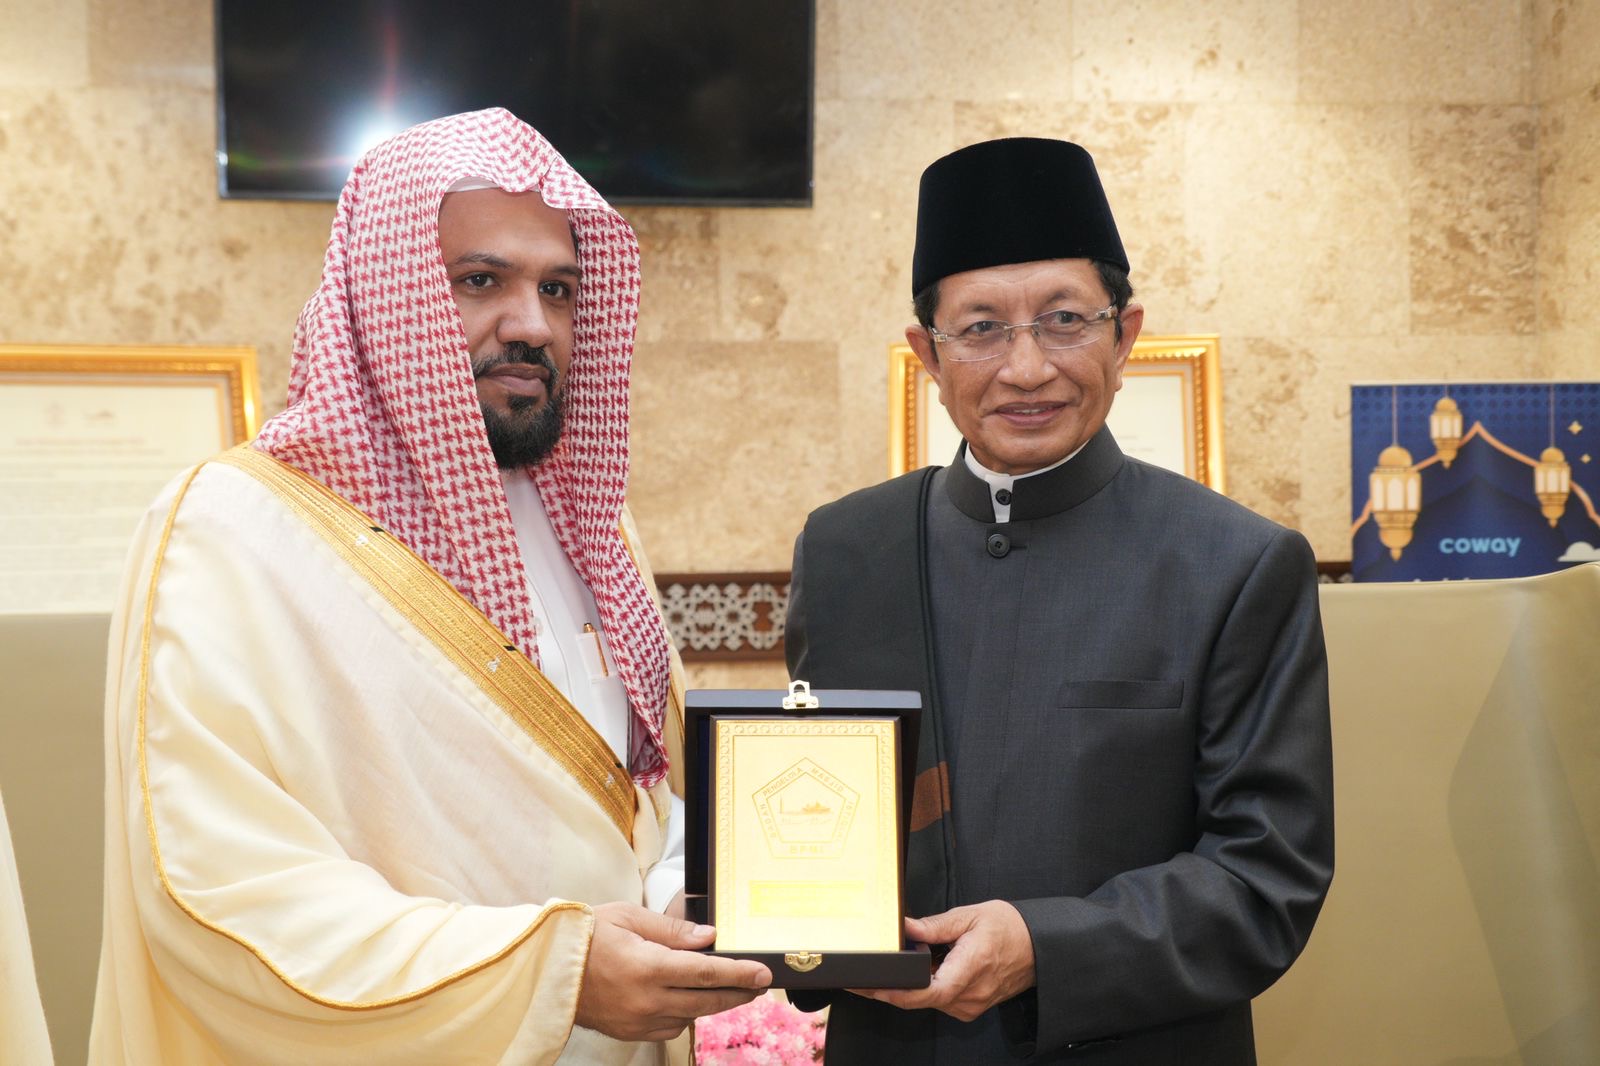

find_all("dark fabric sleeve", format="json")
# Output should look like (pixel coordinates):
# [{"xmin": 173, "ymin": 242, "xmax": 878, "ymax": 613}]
[
  {"xmin": 784, "ymin": 529, "xmax": 810, "ymax": 681},
  {"xmin": 1009, "ymin": 526, "xmax": 1334, "ymax": 1055}
]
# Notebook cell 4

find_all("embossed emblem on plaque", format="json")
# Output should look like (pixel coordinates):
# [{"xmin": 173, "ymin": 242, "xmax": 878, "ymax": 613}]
[{"xmin": 753, "ymin": 758, "xmax": 859, "ymax": 858}]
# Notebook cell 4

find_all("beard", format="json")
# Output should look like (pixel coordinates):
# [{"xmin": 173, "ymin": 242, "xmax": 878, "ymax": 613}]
[{"xmin": 472, "ymin": 342, "xmax": 566, "ymax": 470}]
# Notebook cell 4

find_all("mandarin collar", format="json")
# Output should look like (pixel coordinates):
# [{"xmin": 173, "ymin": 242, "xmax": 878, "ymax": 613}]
[{"xmin": 943, "ymin": 426, "xmax": 1125, "ymax": 522}]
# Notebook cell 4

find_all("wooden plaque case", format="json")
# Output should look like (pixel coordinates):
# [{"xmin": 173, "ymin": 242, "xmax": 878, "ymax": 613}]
[{"xmin": 683, "ymin": 686, "xmax": 932, "ymax": 989}]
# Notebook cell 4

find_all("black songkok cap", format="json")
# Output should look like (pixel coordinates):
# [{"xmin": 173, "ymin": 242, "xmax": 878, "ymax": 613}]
[{"xmin": 911, "ymin": 137, "xmax": 1128, "ymax": 295}]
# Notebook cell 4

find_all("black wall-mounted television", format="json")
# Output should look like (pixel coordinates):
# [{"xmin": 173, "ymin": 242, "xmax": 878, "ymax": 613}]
[{"xmin": 215, "ymin": 1, "xmax": 814, "ymax": 206}]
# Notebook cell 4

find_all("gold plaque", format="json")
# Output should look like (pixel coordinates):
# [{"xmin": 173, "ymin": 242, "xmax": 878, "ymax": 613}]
[{"xmin": 712, "ymin": 717, "xmax": 901, "ymax": 952}]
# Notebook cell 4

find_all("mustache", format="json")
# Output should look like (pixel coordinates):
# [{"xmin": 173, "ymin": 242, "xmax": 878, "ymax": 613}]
[{"xmin": 471, "ymin": 342, "xmax": 557, "ymax": 382}]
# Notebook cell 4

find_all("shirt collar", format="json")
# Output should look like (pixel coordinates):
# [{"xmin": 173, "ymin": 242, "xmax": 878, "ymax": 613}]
[
  {"xmin": 962, "ymin": 444, "xmax": 1081, "ymax": 522},
  {"xmin": 944, "ymin": 427, "xmax": 1126, "ymax": 523}
]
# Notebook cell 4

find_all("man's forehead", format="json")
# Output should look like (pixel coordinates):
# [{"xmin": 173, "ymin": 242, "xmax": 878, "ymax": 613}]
[
  {"xmin": 436, "ymin": 187, "xmax": 579, "ymax": 259},
  {"xmin": 438, "ymin": 185, "xmax": 565, "ymax": 219}
]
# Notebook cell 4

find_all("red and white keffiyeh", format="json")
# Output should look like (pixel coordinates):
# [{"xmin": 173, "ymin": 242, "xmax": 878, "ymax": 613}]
[{"xmin": 254, "ymin": 108, "xmax": 672, "ymax": 787}]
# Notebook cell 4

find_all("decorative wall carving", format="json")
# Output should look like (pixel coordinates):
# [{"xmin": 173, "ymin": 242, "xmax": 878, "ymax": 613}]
[
  {"xmin": 1316, "ymin": 561, "xmax": 1354, "ymax": 584},
  {"xmin": 656, "ymin": 572, "xmax": 790, "ymax": 662}
]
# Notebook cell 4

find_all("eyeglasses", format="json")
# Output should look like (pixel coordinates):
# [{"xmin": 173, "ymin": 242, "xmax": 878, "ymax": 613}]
[{"xmin": 929, "ymin": 304, "xmax": 1118, "ymax": 362}]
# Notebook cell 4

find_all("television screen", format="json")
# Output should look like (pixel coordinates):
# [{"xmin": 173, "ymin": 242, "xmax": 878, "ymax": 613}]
[{"xmin": 215, "ymin": 1, "xmax": 814, "ymax": 205}]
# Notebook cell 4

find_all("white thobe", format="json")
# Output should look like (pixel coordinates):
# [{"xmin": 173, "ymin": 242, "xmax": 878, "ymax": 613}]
[
  {"xmin": 90, "ymin": 456, "xmax": 675, "ymax": 1065},
  {"xmin": 500, "ymin": 471, "xmax": 685, "ymax": 913}
]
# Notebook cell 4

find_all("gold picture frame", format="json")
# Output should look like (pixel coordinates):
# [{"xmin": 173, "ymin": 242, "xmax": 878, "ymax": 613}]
[
  {"xmin": 0, "ymin": 344, "xmax": 262, "ymax": 614},
  {"xmin": 0, "ymin": 344, "xmax": 261, "ymax": 442},
  {"xmin": 888, "ymin": 335, "xmax": 1225, "ymax": 492}
]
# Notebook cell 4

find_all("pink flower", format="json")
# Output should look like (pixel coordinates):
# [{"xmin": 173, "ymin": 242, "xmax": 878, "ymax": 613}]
[{"xmin": 696, "ymin": 993, "xmax": 827, "ymax": 1064}]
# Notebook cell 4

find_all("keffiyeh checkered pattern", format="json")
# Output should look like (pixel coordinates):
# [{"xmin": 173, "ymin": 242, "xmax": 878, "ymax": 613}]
[{"xmin": 254, "ymin": 108, "xmax": 671, "ymax": 786}]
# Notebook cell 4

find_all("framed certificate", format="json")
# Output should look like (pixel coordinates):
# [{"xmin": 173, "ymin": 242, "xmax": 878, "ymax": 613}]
[
  {"xmin": 0, "ymin": 345, "xmax": 261, "ymax": 614},
  {"xmin": 888, "ymin": 335, "xmax": 1226, "ymax": 491},
  {"xmin": 685, "ymin": 685, "xmax": 931, "ymax": 988}
]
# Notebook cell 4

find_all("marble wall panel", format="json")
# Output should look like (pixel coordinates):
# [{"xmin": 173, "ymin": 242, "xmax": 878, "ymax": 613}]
[
  {"xmin": 1183, "ymin": 104, "xmax": 1411, "ymax": 339},
  {"xmin": 1300, "ymin": 0, "xmax": 1532, "ymax": 105},
  {"xmin": 1541, "ymin": 330, "xmax": 1600, "ymax": 382},
  {"xmin": 1072, "ymin": 0, "xmax": 1298, "ymax": 103},
  {"xmin": 715, "ymin": 98, "xmax": 944, "ymax": 343},
  {"xmin": 1535, "ymin": 0, "xmax": 1600, "ymax": 101},
  {"xmin": 1536, "ymin": 73, "xmax": 1600, "ymax": 335},
  {"xmin": 0, "ymin": 0, "xmax": 90, "ymax": 86},
  {"xmin": 952, "ymin": 101, "xmax": 1190, "ymax": 187},
  {"xmin": 836, "ymin": 0, "xmax": 1073, "ymax": 104},
  {"xmin": 87, "ymin": 0, "xmax": 210, "ymax": 89},
  {"xmin": 713, "ymin": 98, "xmax": 953, "ymax": 499},
  {"xmin": 0, "ymin": 88, "xmax": 331, "ymax": 410},
  {"xmin": 628, "ymin": 340, "xmax": 848, "ymax": 571},
  {"xmin": 621, "ymin": 208, "xmax": 721, "ymax": 345},
  {"xmin": 1409, "ymin": 105, "xmax": 1538, "ymax": 335},
  {"xmin": 1534, "ymin": 0, "xmax": 1600, "ymax": 406},
  {"xmin": 813, "ymin": 0, "xmax": 841, "ymax": 101},
  {"xmin": 1218, "ymin": 335, "xmax": 1317, "ymax": 532}
]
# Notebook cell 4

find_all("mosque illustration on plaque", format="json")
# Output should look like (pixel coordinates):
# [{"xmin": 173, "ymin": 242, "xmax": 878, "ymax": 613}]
[
  {"xmin": 753, "ymin": 759, "xmax": 858, "ymax": 858},
  {"xmin": 1350, "ymin": 383, "xmax": 1600, "ymax": 581}
]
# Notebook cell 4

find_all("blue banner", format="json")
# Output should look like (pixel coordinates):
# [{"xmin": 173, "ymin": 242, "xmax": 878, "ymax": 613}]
[{"xmin": 1350, "ymin": 382, "xmax": 1600, "ymax": 581}]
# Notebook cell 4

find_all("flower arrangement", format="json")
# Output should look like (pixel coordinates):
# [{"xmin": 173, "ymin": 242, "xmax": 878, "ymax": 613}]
[{"xmin": 695, "ymin": 992, "xmax": 826, "ymax": 1064}]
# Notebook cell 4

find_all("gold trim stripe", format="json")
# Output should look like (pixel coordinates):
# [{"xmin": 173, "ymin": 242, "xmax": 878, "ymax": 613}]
[
  {"xmin": 135, "ymin": 460, "xmax": 592, "ymax": 1010},
  {"xmin": 214, "ymin": 446, "xmax": 637, "ymax": 840}
]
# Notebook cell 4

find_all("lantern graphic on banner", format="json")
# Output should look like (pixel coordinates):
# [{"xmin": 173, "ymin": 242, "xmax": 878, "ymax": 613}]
[
  {"xmin": 1352, "ymin": 381, "xmax": 1600, "ymax": 581},
  {"xmin": 1370, "ymin": 444, "xmax": 1421, "ymax": 560},
  {"xmin": 1430, "ymin": 394, "xmax": 1463, "ymax": 468},
  {"xmin": 1535, "ymin": 387, "xmax": 1571, "ymax": 528},
  {"xmin": 1368, "ymin": 388, "xmax": 1420, "ymax": 561},
  {"xmin": 1535, "ymin": 447, "xmax": 1570, "ymax": 526}
]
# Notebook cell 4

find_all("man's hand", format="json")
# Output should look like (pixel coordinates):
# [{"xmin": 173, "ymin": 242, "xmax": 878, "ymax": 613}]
[
  {"xmin": 574, "ymin": 901, "xmax": 771, "ymax": 1042},
  {"xmin": 852, "ymin": 900, "xmax": 1035, "ymax": 1022}
]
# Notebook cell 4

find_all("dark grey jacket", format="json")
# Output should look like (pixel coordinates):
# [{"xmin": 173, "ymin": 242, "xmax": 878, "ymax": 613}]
[{"xmin": 786, "ymin": 429, "xmax": 1334, "ymax": 1065}]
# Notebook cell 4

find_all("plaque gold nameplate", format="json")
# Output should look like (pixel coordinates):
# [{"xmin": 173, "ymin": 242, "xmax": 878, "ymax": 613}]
[{"xmin": 712, "ymin": 716, "xmax": 902, "ymax": 952}]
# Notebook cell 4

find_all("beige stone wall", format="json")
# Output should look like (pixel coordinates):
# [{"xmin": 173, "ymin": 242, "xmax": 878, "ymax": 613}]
[
  {"xmin": 2, "ymin": 0, "xmax": 1592, "ymax": 572},
  {"xmin": 1536, "ymin": 0, "xmax": 1600, "ymax": 377},
  {"xmin": 0, "ymin": 0, "xmax": 329, "ymax": 410}
]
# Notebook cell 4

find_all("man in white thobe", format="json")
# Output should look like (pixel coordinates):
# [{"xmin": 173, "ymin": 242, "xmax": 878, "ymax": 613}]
[{"xmin": 90, "ymin": 108, "xmax": 769, "ymax": 1065}]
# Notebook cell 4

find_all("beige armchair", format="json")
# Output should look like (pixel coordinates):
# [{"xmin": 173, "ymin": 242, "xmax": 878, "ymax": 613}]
[
  {"xmin": 1256, "ymin": 563, "xmax": 1600, "ymax": 1064},
  {"xmin": 1, "ymin": 613, "xmax": 109, "ymax": 1066}
]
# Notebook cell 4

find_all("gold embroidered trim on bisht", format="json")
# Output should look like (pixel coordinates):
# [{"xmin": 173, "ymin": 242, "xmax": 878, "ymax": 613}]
[
  {"xmin": 135, "ymin": 458, "xmax": 594, "ymax": 1010},
  {"xmin": 214, "ymin": 446, "xmax": 637, "ymax": 839}
]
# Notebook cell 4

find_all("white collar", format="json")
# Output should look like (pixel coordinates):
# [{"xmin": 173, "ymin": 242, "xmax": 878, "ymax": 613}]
[{"xmin": 962, "ymin": 443, "xmax": 1086, "ymax": 523}]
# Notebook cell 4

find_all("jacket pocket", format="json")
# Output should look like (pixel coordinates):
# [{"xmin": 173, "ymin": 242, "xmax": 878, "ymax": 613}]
[{"xmin": 1056, "ymin": 679, "xmax": 1184, "ymax": 709}]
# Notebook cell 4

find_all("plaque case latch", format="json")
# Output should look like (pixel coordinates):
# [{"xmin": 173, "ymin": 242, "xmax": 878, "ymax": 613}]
[
  {"xmin": 782, "ymin": 680, "xmax": 821, "ymax": 710},
  {"xmin": 784, "ymin": 951, "xmax": 823, "ymax": 972}
]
